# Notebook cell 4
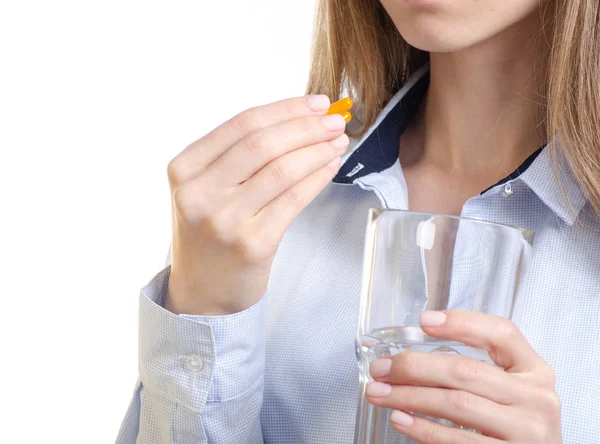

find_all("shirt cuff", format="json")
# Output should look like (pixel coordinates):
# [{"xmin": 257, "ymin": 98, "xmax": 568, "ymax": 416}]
[{"xmin": 138, "ymin": 266, "xmax": 267, "ymax": 410}]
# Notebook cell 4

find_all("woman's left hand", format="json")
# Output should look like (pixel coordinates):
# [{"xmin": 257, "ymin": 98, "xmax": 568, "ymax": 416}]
[{"xmin": 365, "ymin": 310, "xmax": 562, "ymax": 443}]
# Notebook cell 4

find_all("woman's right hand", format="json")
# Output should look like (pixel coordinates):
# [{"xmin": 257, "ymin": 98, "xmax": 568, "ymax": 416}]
[{"xmin": 165, "ymin": 95, "xmax": 349, "ymax": 315}]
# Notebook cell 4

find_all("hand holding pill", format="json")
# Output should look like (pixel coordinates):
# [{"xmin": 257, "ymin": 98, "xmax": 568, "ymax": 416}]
[{"xmin": 165, "ymin": 96, "xmax": 352, "ymax": 315}]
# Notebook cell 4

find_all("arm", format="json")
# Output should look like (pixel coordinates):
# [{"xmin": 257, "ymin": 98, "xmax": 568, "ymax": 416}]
[
  {"xmin": 116, "ymin": 266, "xmax": 267, "ymax": 443},
  {"xmin": 118, "ymin": 94, "xmax": 348, "ymax": 443}
]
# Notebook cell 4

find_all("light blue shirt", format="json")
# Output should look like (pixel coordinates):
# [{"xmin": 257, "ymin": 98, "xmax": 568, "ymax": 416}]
[{"xmin": 117, "ymin": 66, "xmax": 600, "ymax": 443}]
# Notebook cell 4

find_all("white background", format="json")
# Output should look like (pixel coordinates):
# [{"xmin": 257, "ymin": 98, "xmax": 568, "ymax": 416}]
[{"xmin": 0, "ymin": 1, "xmax": 316, "ymax": 442}]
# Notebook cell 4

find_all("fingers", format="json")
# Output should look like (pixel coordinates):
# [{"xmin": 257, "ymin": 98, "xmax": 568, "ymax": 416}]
[
  {"xmin": 367, "ymin": 384, "xmax": 515, "ymax": 439},
  {"xmin": 251, "ymin": 156, "xmax": 342, "ymax": 242},
  {"xmin": 232, "ymin": 134, "xmax": 348, "ymax": 217},
  {"xmin": 203, "ymin": 113, "xmax": 348, "ymax": 186},
  {"xmin": 387, "ymin": 410, "xmax": 503, "ymax": 444},
  {"xmin": 187, "ymin": 156, "xmax": 341, "ymax": 267},
  {"xmin": 370, "ymin": 352, "xmax": 530, "ymax": 405},
  {"xmin": 168, "ymin": 95, "xmax": 331, "ymax": 186},
  {"xmin": 419, "ymin": 310, "xmax": 546, "ymax": 373}
]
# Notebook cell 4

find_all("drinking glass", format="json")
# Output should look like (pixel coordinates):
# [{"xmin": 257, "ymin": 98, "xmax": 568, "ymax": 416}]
[{"xmin": 353, "ymin": 209, "xmax": 534, "ymax": 444}]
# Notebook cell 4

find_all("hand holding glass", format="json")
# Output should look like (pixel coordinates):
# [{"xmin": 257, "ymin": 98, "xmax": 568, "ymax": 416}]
[{"xmin": 353, "ymin": 210, "xmax": 534, "ymax": 444}]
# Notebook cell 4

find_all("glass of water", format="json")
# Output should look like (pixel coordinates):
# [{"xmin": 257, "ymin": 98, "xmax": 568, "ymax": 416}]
[{"xmin": 353, "ymin": 209, "xmax": 534, "ymax": 444}]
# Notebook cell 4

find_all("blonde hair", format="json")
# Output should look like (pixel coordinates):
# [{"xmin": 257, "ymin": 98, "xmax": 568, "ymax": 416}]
[{"xmin": 307, "ymin": 0, "xmax": 600, "ymax": 215}]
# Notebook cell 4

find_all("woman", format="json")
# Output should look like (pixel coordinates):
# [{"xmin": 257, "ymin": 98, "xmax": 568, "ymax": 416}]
[{"xmin": 118, "ymin": 0, "xmax": 600, "ymax": 443}]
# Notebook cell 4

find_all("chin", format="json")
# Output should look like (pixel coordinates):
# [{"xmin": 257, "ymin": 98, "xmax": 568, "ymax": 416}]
[
  {"xmin": 401, "ymin": 30, "xmax": 468, "ymax": 53},
  {"xmin": 395, "ymin": 17, "xmax": 476, "ymax": 53}
]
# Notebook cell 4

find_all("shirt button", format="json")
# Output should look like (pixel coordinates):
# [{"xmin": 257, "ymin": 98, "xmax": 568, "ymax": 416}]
[
  {"xmin": 502, "ymin": 183, "xmax": 514, "ymax": 197},
  {"xmin": 185, "ymin": 355, "xmax": 204, "ymax": 372}
]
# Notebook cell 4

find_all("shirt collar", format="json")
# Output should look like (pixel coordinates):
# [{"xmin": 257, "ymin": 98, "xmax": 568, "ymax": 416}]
[
  {"xmin": 334, "ymin": 64, "xmax": 429, "ymax": 184},
  {"xmin": 519, "ymin": 147, "xmax": 588, "ymax": 225},
  {"xmin": 333, "ymin": 65, "xmax": 588, "ymax": 226}
]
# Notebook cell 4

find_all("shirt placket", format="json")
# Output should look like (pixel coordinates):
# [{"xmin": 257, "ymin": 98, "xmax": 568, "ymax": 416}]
[{"xmin": 447, "ymin": 178, "xmax": 526, "ymax": 314}]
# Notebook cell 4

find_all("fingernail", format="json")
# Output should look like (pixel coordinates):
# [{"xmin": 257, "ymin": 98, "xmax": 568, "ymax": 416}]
[
  {"xmin": 306, "ymin": 94, "xmax": 331, "ymax": 112},
  {"xmin": 366, "ymin": 382, "xmax": 392, "ymax": 397},
  {"xmin": 370, "ymin": 358, "xmax": 392, "ymax": 378},
  {"xmin": 390, "ymin": 410, "xmax": 414, "ymax": 427},
  {"xmin": 326, "ymin": 157, "xmax": 341, "ymax": 169},
  {"xmin": 330, "ymin": 134, "xmax": 349, "ymax": 151},
  {"xmin": 420, "ymin": 311, "xmax": 447, "ymax": 326},
  {"xmin": 321, "ymin": 114, "xmax": 347, "ymax": 131}
]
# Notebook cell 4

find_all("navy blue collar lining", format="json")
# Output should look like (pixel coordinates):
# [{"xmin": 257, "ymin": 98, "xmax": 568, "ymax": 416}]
[
  {"xmin": 333, "ymin": 73, "xmax": 429, "ymax": 184},
  {"xmin": 333, "ymin": 73, "xmax": 544, "ymax": 195}
]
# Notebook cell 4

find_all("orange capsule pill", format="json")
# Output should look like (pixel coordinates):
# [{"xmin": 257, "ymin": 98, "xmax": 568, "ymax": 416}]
[
  {"xmin": 341, "ymin": 111, "xmax": 352, "ymax": 123},
  {"xmin": 326, "ymin": 97, "xmax": 353, "ymax": 115}
]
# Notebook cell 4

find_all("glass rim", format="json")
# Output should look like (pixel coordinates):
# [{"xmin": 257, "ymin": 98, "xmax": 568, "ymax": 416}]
[{"xmin": 369, "ymin": 208, "xmax": 535, "ymax": 240}]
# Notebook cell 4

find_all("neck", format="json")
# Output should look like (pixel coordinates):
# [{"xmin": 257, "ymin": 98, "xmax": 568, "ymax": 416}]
[{"xmin": 418, "ymin": 13, "xmax": 549, "ymax": 176}]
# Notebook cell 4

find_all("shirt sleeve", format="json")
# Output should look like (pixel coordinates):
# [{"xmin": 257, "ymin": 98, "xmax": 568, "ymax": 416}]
[{"xmin": 116, "ymin": 265, "xmax": 267, "ymax": 443}]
